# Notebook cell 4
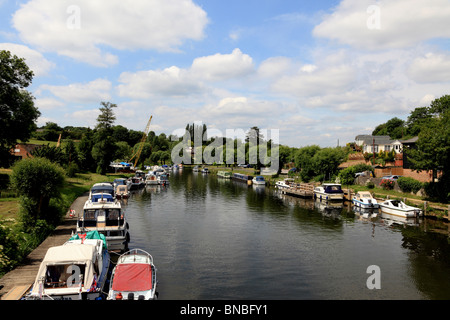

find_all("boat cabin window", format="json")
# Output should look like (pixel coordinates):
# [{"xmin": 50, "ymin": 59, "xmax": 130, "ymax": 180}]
[
  {"xmin": 108, "ymin": 209, "xmax": 120, "ymax": 220},
  {"xmin": 84, "ymin": 209, "xmax": 96, "ymax": 220},
  {"xmin": 324, "ymin": 185, "xmax": 343, "ymax": 193},
  {"xmin": 45, "ymin": 264, "xmax": 86, "ymax": 288}
]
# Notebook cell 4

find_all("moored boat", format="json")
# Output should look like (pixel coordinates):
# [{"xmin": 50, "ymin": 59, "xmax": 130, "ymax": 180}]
[
  {"xmin": 158, "ymin": 173, "xmax": 169, "ymax": 185},
  {"xmin": 107, "ymin": 248, "xmax": 158, "ymax": 300},
  {"xmin": 352, "ymin": 191, "xmax": 379, "ymax": 208},
  {"xmin": 275, "ymin": 178, "xmax": 294, "ymax": 190},
  {"xmin": 77, "ymin": 193, "xmax": 129, "ymax": 252},
  {"xmin": 252, "ymin": 175, "xmax": 265, "ymax": 185},
  {"xmin": 379, "ymin": 199, "xmax": 422, "ymax": 218},
  {"xmin": 217, "ymin": 171, "xmax": 232, "ymax": 179},
  {"xmin": 25, "ymin": 231, "xmax": 110, "ymax": 300},
  {"xmin": 145, "ymin": 172, "xmax": 158, "ymax": 185},
  {"xmin": 232, "ymin": 173, "xmax": 253, "ymax": 185},
  {"xmin": 314, "ymin": 183, "xmax": 344, "ymax": 201}
]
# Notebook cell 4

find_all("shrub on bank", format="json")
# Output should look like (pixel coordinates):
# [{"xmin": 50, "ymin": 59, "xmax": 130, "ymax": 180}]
[{"xmin": 397, "ymin": 177, "xmax": 423, "ymax": 194}]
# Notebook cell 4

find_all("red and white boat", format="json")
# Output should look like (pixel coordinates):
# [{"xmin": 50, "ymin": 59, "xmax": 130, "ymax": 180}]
[{"xmin": 107, "ymin": 249, "xmax": 158, "ymax": 300}]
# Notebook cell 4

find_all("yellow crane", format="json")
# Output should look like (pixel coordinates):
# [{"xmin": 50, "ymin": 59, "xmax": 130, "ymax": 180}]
[{"xmin": 128, "ymin": 115, "xmax": 152, "ymax": 169}]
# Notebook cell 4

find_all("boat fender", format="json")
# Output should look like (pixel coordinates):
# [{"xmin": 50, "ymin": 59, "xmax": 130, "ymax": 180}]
[{"xmin": 116, "ymin": 292, "xmax": 123, "ymax": 300}]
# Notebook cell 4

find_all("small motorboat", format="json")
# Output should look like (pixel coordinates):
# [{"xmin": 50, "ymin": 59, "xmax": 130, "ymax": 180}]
[
  {"xmin": 275, "ymin": 178, "xmax": 294, "ymax": 190},
  {"xmin": 145, "ymin": 173, "xmax": 158, "ymax": 185},
  {"xmin": 314, "ymin": 183, "xmax": 344, "ymax": 201},
  {"xmin": 107, "ymin": 249, "xmax": 158, "ymax": 300},
  {"xmin": 379, "ymin": 199, "xmax": 422, "ymax": 218},
  {"xmin": 252, "ymin": 176, "xmax": 266, "ymax": 185},
  {"xmin": 352, "ymin": 191, "xmax": 379, "ymax": 208}
]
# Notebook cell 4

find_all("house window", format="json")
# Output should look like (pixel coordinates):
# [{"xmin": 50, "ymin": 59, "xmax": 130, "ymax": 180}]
[
  {"xmin": 374, "ymin": 145, "xmax": 378, "ymax": 153},
  {"xmin": 385, "ymin": 145, "xmax": 390, "ymax": 152}
]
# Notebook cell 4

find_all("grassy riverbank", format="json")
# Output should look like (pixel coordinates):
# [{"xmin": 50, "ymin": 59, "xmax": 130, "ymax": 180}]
[{"xmin": 0, "ymin": 171, "xmax": 131, "ymax": 277}]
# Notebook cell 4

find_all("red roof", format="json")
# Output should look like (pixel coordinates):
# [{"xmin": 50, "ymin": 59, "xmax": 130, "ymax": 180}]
[{"xmin": 112, "ymin": 263, "xmax": 152, "ymax": 292}]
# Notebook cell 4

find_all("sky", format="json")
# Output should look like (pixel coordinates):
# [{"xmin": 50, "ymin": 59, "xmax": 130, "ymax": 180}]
[{"xmin": 1, "ymin": 0, "xmax": 449, "ymax": 148}]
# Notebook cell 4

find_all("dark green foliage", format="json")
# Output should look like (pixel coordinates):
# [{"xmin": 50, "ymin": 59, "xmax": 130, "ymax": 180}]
[
  {"xmin": 397, "ymin": 177, "xmax": 423, "ymax": 193},
  {"xmin": 338, "ymin": 164, "xmax": 374, "ymax": 185},
  {"xmin": 10, "ymin": 157, "xmax": 66, "ymax": 230},
  {"xmin": 0, "ymin": 50, "xmax": 40, "ymax": 167}
]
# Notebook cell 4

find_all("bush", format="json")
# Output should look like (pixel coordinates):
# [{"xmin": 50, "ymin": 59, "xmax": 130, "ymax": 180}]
[
  {"xmin": 10, "ymin": 157, "xmax": 65, "ymax": 229},
  {"xmin": 366, "ymin": 181, "xmax": 375, "ymax": 189},
  {"xmin": 397, "ymin": 177, "xmax": 423, "ymax": 193},
  {"xmin": 338, "ymin": 164, "xmax": 374, "ymax": 185}
]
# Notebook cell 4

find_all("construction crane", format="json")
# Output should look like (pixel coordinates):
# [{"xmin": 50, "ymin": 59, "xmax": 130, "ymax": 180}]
[{"xmin": 128, "ymin": 115, "xmax": 152, "ymax": 169}]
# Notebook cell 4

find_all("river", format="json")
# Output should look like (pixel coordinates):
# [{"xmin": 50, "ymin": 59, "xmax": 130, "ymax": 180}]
[{"xmin": 121, "ymin": 169, "xmax": 450, "ymax": 300}]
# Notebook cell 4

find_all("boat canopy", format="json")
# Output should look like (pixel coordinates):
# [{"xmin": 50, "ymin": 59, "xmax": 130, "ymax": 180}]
[
  {"xmin": 91, "ymin": 184, "xmax": 114, "ymax": 194},
  {"xmin": 323, "ymin": 184, "xmax": 343, "ymax": 193},
  {"xmin": 112, "ymin": 264, "xmax": 153, "ymax": 292},
  {"xmin": 31, "ymin": 239, "xmax": 101, "ymax": 295},
  {"xmin": 91, "ymin": 193, "xmax": 114, "ymax": 202}
]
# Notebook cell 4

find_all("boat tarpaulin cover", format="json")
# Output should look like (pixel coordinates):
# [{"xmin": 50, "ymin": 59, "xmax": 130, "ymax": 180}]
[{"xmin": 112, "ymin": 264, "xmax": 152, "ymax": 291}]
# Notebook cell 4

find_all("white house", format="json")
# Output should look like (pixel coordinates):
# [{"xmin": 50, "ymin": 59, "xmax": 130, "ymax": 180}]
[{"xmin": 355, "ymin": 135, "xmax": 402, "ymax": 154}]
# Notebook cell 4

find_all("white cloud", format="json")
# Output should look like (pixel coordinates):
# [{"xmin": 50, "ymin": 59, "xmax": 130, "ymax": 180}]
[
  {"xmin": 117, "ymin": 49, "xmax": 254, "ymax": 99},
  {"xmin": 272, "ymin": 64, "xmax": 356, "ymax": 97},
  {"xmin": 190, "ymin": 48, "xmax": 255, "ymax": 81},
  {"xmin": 34, "ymin": 97, "xmax": 64, "ymax": 111},
  {"xmin": 0, "ymin": 43, "xmax": 54, "ymax": 76},
  {"xmin": 313, "ymin": 0, "xmax": 450, "ymax": 50},
  {"xmin": 12, "ymin": 0, "xmax": 208, "ymax": 66},
  {"xmin": 37, "ymin": 78, "xmax": 112, "ymax": 103},
  {"xmin": 407, "ymin": 52, "xmax": 450, "ymax": 83},
  {"xmin": 117, "ymin": 66, "xmax": 204, "ymax": 99}
]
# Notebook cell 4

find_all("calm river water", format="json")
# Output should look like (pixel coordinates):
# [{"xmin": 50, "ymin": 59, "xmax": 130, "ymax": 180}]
[{"xmin": 122, "ymin": 169, "xmax": 450, "ymax": 300}]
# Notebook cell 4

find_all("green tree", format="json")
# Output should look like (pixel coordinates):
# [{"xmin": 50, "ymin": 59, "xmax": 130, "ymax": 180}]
[
  {"xmin": 77, "ymin": 128, "xmax": 95, "ymax": 172},
  {"xmin": 0, "ymin": 50, "xmax": 40, "ymax": 166},
  {"xmin": 96, "ymin": 101, "xmax": 117, "ymax": 130},
  {"xmin": 312, "ymin": 147, "xmax": 347, "ymax": 181},
  {"xmin": 31, "ymin": 144, "xmax": 65, "ymax": 165},
  {"xmin": 407, "ymin": 95, "xmax": 450, "ymax": 202},
  {"xmin": 10, "ymin": 157, "xmax": 65, "ymax": 230},
  {"xmin": 294, "ymin": 145, "xmax": 321, "ymax": 182},
  {"xmin": 372, "ymin": 117, "xmax": 405, "ymax": 139}
]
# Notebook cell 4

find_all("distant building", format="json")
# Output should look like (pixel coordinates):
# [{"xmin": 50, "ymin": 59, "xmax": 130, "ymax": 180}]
[
  {"xmin": 11, "ymin": 143, "xmax": 41, "ymax": 160},
  {"xmin": 355, "ymin": 135, "xmax": 402, "ymax": 154}
]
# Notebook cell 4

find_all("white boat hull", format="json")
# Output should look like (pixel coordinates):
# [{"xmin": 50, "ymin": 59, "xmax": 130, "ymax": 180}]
[
  {"xmin": 379, "ymin": 200, "xmax": 422, "ymax": 218},
  {"xmin": 352, "ymin": 199, "xmax": 379, "ymax": 209}
]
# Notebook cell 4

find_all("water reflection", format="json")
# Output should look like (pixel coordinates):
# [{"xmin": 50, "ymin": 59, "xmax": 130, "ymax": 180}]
[{"xmin": 123, "ymin": 169, "xmax": 450, "ymax": 300}]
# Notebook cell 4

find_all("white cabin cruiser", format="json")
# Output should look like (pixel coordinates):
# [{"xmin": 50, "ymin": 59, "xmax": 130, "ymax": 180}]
[
  {"xmin": 26, "ymin": 231, "xmax": 109, "ymax": 300},
  {"xmin": 352, "ymin": 191, "xmax": 379, "ymax": 208},
  {"xmin": 314, "ymin": 183, "xmax": 344, "ymax": 201},
  {"xmin": 77, "ymin": 193, "xmax": 129, "ymax": 252}
]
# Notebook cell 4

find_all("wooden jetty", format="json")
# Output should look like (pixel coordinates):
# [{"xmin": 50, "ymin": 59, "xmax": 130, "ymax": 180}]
[
  {"xmin": 0, "ymin": 193, "xmax": 88, "ymax": 300},
  {"xmin": 280, "ymin": 183, "xmax": 314, "ymax": 198}
]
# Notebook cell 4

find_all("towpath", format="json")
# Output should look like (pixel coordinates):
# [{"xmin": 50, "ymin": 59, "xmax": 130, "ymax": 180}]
[{"xmin": 0, "ymin": 193, "xmax": 88, "ymax": 300}]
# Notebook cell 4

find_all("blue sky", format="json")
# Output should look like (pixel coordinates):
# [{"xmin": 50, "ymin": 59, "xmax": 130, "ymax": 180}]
[{"xmin": 1, "ymin": 0, "xmax": 449, "ymax": 148}]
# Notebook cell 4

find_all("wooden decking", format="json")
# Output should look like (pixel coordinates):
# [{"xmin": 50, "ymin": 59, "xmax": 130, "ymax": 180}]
[
  {"xmin": 279, "ymin": 183, "xmax": 314, "ymax": 198},
  {"xmin": 0, "ymin": 193, "xmax": 88, "ymax": 300}
]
